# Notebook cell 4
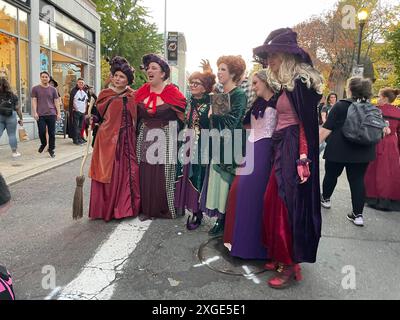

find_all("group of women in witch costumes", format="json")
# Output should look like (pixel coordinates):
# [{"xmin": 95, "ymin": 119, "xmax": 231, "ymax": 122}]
[{"xmin": 88, "ymin": 27, "xmax": 324, "ymax": 289}]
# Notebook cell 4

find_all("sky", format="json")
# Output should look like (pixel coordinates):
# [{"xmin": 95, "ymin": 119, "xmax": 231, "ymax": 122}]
[{"xmin": 142, "ymin": 0, "xmax": 340, "ymax": 73}]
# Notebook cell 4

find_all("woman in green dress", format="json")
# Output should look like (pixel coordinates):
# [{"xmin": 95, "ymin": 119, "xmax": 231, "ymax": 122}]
[{"xmin": 199, "ymin": 55, "xmax": 248, "ymax": 236}]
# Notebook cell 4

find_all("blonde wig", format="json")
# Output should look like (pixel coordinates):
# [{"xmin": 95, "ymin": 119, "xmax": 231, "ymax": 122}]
[{"xmin": 269, "ymin": 53, "xmax": 324, "ymax": 94}]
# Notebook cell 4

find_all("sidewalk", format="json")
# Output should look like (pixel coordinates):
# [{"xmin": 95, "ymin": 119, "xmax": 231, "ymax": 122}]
[{"xmin": 0, "ymin": 137, "xmax": 91, "ymax": 185}]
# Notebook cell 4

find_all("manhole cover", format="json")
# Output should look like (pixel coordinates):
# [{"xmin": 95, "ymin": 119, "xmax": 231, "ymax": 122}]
[{"xmin": 198, "ymin": 236, "xmax": 266, "ymax": 276}]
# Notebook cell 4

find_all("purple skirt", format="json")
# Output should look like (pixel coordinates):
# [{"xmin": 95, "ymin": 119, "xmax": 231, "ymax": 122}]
[
  {"xmin": 174, "ymin": 164, "xmax": 201, "ymax": 213},
  {"xmin": 230, "ymin": 138, "xmax": 273, "ymax": 260}
]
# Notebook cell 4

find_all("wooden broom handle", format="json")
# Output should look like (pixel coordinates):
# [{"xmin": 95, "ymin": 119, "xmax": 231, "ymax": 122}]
[{"xmin": 79, "ymin": 97, "xmax": 95, "ymax": 176}]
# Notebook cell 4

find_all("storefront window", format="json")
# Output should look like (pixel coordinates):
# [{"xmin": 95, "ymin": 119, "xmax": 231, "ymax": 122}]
[
  {"xmin": 88, "ymin": 46, "xmax": 95, "ymax": 65},
  {"xmin": 52, "ymin": 52, "xmax": 84, "ymax": 111},
  {"xmin": 50, "ymin": 26, "xmax": 88, "ymax": 62},
  {"xmin": 0, "ymin": 32, "xmax": 17, "ymax": 92},
  {"xmin": 54, "ymin": 10, "xmax": 94, "ymax": 43},
  {"xmin": 88, "ymin": 65, "xmax": 95, "ymax": 87},
  {"xmin": 18, "ymin": 9, "xmax": 28, "ymax": 38},
  {"xmin": 0, "ymin": 0, "xmax": 17, "ymax": 34},
  {"xmin": 40, "ymin": 47, "xmax": 51, "ymax": 73},
  {"xmin": 39, "ymin": 20, "xmax": 50, "ymax": 46},
  {"xmin": 20, "ymin": 40, "xmax": 30, "ymax": 113}
]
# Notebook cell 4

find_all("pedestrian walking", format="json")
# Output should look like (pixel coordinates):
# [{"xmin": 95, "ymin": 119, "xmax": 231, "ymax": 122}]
[
  {"xmin": 254, "ymin": 28, "xmax": 324, "ymax": 288},
  {"xmin": 69, "ymin": 78, "xmax": 88, "ymax": 145},
  {"xmin": 31, "ymin": 71, "xmax": 61, "ymax": 158},
  {"xmin": 319, "ymin": 77, "xmax": 389, "ymax": 226},
  {"xmin": 0, "ymin": 78, "xmax": 23, "ymax": 158},
  {"xmin": 88, "ymin": 57, "xmax": 140, "ymax": 221},
  {"xmin": 319, "ymin": 92, "xmax": 337, "ymax": 154},
  {"xmin": 365, "ymin": 87, "xmax": 400, "ymax": 211}
]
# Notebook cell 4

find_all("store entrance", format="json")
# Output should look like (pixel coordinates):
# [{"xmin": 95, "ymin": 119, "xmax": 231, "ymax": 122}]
[{"xmin": 52, "ymin": 52, "xmax": 86, "ymax": 111}]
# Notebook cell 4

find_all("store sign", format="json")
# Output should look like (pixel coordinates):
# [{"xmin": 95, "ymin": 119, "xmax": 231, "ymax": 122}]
[
  {"xmin": 12, "ymin": 0, "xmax": 31, "ymax": 9},
  {"xmin": 167, "ymin": 32, "xmax": 178, "ymax": 66}
]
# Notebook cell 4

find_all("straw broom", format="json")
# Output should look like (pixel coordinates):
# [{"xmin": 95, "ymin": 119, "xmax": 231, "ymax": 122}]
[{"xmin": 72, "ymin": 97, "xmax": 95, "ymax": 220}]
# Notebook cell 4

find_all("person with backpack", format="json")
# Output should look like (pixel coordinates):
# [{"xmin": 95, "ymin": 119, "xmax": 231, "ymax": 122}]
[
  {"xmin": 319, "ymin": 77, "xmax": 389, "ymax": 227},
  {"xmin": 0, "ymin": 78, "xmax": 23, "ymax": 158}
]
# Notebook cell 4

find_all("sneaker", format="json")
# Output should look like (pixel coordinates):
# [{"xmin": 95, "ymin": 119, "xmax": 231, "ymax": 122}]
[
  {"xmin": 49, "ymin": 150, "xmax": 56, "ymax": 158},
  {"xmin": 321, "ymin": 195, "xmax": 331, "ymax": 209},
  {"xmin": 12, "ymin": 152, "xmax": 21, "ymax": 158},
  {"xmin": 38, "ymin": 145, "xmax": 46, "ymax": 153},
  {"xmin": 347, "ymin": 213, "xmax": 364, "ymax": 227}
]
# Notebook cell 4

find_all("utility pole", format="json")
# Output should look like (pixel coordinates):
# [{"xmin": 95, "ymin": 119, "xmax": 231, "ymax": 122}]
[{"xmin": 164, "ymin": 0, "xmax": 167, "ymax": 59}]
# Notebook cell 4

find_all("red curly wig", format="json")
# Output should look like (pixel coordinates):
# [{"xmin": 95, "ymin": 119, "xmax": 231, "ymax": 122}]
[{"xmin": 217, "ymin": 55, "xmax": 246, "ymax": 84}]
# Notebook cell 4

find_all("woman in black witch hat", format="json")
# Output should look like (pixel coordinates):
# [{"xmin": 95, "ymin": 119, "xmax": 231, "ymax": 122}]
[{"xmin": 254, "ymin": 28, "xmax": 324, "ymax": 289}]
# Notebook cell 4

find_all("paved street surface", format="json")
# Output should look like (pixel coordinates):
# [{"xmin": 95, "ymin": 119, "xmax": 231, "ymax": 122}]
[{"xmin": 0, "ymin": 159, "xmax": 400, "ymax": 300}]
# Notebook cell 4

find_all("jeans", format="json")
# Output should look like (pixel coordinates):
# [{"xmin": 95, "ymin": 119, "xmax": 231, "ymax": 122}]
[
  {"xmin": 322, "ymin": 161, "xmax": 369, "ymax": 216},
  {"xmin": 0, "ymin": 112, "xmax": 18, "ymax": 151},
  {"xmin": 73, "ymin": 111, "xmax": 85, "ymax": 143},
  {"xmin": 37, "ymin": 115, "xmax": 56, "ymax": 152}
]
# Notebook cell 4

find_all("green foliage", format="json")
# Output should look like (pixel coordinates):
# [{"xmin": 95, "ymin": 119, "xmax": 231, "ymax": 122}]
[
  {"xmin": 385, "ymin": 25, "xmax": 400, "ymax": 87},
  {"xmin": 93, "ymin": 0, "xmax": 164, "ymax": 88}
]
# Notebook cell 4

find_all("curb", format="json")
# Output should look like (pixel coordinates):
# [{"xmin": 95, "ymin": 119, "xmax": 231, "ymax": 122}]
[{"xmin": 7, "ymin": 153, "xmax": 86, "ymax": 186}]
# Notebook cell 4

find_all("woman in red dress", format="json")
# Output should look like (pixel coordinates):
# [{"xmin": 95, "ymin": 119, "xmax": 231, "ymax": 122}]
[
  {"xmin": 89, "ymin": 57, "xmax": 140, "ymax": 221},
  {"xmin": 135, "ymin": 54, "xmax": 186, "ymax": 220},
  {"xmin": 365, "ymin": 88, "xmax": 400, "ymax": 211}
]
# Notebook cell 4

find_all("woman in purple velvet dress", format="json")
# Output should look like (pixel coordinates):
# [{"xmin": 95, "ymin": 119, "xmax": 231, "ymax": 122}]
[
  {"xmin": 254, "ymin": 28, "xmax": 323, "ymax": 289},
  {"xmin": 223, "ymin": 69, "xmax": 279, "ymax": 260}
]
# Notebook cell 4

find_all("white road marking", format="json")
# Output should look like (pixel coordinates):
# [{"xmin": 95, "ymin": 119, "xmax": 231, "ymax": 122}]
[
  {"xmin": 44, "ymin": 286, "xmax": 62, "ymax": 300},
  {"xmin": 57, "ymin": 219, "xmax": 151, "ymax": 300},
  {"xmin": 242, "ymin": 265, "xmax": 261, "ymax": 284}
]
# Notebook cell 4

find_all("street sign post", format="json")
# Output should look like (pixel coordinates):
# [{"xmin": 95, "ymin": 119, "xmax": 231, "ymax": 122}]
[
  {"xmin": 167, "ymin": 32, "xmax": 178, "ymax": 66},
  {"xmin": 352, "ymin": 65, "xmax": 365, "ymax": 77}
]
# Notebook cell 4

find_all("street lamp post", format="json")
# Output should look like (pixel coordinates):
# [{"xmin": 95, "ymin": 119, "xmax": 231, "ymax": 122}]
[
  {"xmin": 356, "ymin": 9, "xmax": 368, "ymax": 66},
  {"xmin": 164, "ymin": 0, "xmax": 167, "ymax": 59}
]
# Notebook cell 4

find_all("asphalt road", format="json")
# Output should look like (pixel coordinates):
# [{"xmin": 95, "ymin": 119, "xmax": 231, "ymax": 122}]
[{"xmin": 0, "ymin": 159, "xmax": 399, "ymax": 300}]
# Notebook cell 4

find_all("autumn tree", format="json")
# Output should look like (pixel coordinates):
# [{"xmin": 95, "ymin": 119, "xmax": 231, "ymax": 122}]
[
  {"xmin": 294, "ymin": 0, "xmax": 399, "ymax": 97},
  {"xmin": 93, "ymin": 0, "xmax": 164, "ymax": 88},
  {"xmin": 384, "ymin": 24, "xmax": 400, "ymax": 87}
]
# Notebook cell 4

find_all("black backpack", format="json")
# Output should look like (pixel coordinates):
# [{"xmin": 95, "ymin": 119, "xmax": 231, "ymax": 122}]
[{"xmin": 342, "ymin": 100, "xmax": 386, "ymax": 146}]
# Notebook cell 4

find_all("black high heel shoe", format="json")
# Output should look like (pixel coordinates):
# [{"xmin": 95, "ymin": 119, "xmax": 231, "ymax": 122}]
[
  {"xmin": 208, "ymin": 217, "xmax": 225, "ymax": 236},
  {"xmin": 186, "ymin": 212, "xmax": 203, "ymax": 231}
]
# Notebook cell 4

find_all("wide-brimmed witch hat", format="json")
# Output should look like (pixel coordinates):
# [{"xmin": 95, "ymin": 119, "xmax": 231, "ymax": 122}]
[{"xmin": 253, "ymin": 28, "xmax": 313, "ymax": 66}]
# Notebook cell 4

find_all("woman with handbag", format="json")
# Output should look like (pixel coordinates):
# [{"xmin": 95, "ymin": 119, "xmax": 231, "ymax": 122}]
[
  {"xmin": 88, "ymin": 57, "xmax": 140, "ymax": 221},
  {"xmin": 0, "ymin": 78, "xmax": 23, "ymax": 158}
]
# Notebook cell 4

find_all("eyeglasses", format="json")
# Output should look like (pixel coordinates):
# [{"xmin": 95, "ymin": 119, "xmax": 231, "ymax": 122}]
[{"xmin": 189, "ymin": 82, "xmax": 203, "ymax": 88}]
